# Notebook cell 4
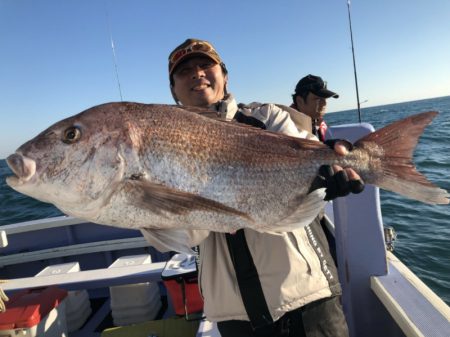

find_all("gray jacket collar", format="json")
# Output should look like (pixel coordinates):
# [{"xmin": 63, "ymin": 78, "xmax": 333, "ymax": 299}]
[{"xmin": 209, "ymin": 94, "xmax": 238, "ymax": 121}]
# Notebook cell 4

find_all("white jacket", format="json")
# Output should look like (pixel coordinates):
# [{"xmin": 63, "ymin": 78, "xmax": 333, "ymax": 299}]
[{"xmin": 145, "ymin": 95, "xmax": 341, "ymax": 322}]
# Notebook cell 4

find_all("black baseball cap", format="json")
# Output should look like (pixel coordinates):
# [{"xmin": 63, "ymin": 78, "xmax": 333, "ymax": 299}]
[{"xmin": 294, "ymin": 74, "xmax": 339, "ymax": 98}]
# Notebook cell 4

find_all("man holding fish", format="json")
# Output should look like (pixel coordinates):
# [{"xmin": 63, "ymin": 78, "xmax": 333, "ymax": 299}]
[{"xmin": 166, "ymin": 38, "xmax": 361, "ymax": 337}]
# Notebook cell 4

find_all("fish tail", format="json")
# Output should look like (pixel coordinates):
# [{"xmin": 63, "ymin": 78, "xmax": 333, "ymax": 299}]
[{"xmin": 356, "ymin": 111, "xmax": 449, "ymax": 205}]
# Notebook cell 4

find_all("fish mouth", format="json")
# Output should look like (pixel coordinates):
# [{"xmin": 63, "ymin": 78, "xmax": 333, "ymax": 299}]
[{"xmin": 6, "ymin": 153, "xmax": 36, "ymax": 187}]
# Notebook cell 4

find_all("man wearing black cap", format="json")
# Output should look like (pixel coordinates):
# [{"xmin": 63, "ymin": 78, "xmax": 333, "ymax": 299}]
[
  {"xmin": 143, "ymin": 38, "xmax": 364, "ymax": 337},
  {"xmin": 292, "ymin": 75, "xmax": 339, "ymax": 142}
]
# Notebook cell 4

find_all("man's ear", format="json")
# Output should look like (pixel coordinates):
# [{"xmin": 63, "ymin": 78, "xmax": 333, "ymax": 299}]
[
  {"xmin": 223, "ymin": 74, "xmax": 229, "ymax": 95},
  {"xmin": 170, "ymin": 86, "xmax": 179, "ymax": 103},
  {"xmin": 295, "ymin": 95, "xmax": 305, "ymax": 109}
]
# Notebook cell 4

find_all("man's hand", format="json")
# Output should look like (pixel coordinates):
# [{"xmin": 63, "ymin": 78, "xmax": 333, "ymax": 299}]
[
  {"xmin": 318, "ymin": 164, "xmax": 365, "ymax": 201},
  {"xmin": 309, "ymin": 140, "xmax": 365, "ymax": 201}
]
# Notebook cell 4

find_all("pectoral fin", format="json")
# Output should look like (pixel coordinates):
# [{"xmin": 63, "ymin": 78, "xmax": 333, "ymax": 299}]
[
  {"xmin": 126, "ymin": 179, "xmax": 252, "ymax": 221},
  {"xmin": 270, "ymin": 189, "xmax": 327, "ymax": 232}
]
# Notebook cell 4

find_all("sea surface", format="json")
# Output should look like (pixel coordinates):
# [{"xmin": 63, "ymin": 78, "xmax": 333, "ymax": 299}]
[{"xmin": 1, "ymin": 96, "xmax": 449, "ymax": 305}]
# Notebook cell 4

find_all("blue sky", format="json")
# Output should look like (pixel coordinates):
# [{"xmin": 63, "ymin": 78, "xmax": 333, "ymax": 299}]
[{"xmin": 1, "ymin": 0, "xmax": 449, "ymax": 159}]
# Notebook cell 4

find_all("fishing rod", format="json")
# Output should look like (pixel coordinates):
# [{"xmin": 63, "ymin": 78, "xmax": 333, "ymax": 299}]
[
  {"xmin": 105, "ymin": 3, "xmax": 123, "ymax": 101},
  {"xmin": 346, "ymin": 0, "xmax": 362, "ymax": 123}
]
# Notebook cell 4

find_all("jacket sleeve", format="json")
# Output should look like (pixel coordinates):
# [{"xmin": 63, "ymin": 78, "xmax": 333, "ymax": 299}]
[
  {"xmin": 140, "ymin": 228, "xmax": 210, "ymax": 253},
  {"xmin": 242, "ymin": 102, "xmax": 317, "ymax": 140}
]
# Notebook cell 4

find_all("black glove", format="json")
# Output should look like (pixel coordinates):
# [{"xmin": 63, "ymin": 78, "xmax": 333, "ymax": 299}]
[
  {"xmin": 310, "ymin": 137, "xmax": 366, "ymax": 198},
  {"xmin": 308, "ymin": 139, "xmax": 364, "ymax": 200},
  {"xmin": 313, "ymin": 165, "xmax": 365, "ymax": 201}
]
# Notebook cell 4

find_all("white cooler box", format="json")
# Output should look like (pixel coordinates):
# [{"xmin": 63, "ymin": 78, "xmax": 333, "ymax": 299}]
[
  {"xmin": 36, "ymin": 262, "xmax": 92, "ymax": 332},
  {"xmin": 109, "ymin": 255, "xmax": 162, "ymax": 326}
]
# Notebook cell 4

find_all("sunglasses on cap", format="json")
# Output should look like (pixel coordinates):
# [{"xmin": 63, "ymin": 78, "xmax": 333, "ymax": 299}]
[{"xmin": 170, "ymin": 41, "xmax": 215, "ymax": 64}]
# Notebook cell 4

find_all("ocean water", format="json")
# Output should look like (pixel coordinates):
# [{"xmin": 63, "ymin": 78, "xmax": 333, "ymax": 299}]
[{"xmin": 1, "ymin": 96, "xmax": 449, "ymax": 305}]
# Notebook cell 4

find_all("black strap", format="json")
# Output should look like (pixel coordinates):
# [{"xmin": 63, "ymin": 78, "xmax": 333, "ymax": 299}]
[
  {"xmin": 227, "ymin": 107, "xmax": 272, "ymax": 329},
  {"xmin": 225, "ymin": 230, "xmax": 273, "ymax": 329},
  {"xmin": 234, "ymin": 111, "xmax": 267, "ymax": 129}
]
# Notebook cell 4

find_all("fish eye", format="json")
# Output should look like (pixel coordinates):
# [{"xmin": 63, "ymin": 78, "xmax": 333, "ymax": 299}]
[{"xmin": 62, "ymin": 126, "xmax": 82, "ymax": 144}]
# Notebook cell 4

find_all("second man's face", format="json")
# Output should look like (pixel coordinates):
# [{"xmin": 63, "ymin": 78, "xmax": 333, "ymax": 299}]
[
  {"xmin": 172, "ymin": 56, "xmax": 228, "ymax": 108},
  {"xmin": 296, "ymin": 92, "xmax": 327, "ymax": 121}
]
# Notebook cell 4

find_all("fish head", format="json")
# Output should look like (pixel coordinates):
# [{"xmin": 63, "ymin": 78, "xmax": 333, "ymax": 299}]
[{"xmin": 6, "ymin": 103, "xmax": 128, "ymax": 218}]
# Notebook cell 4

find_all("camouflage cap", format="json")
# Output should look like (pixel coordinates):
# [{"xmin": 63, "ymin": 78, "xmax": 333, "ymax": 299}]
[{"xmin": 168, "ymin": 38, "xmax": 223, "ymax": 76}]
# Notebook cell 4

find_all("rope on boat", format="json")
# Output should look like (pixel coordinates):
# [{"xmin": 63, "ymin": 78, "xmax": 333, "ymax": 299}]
[{"xmin": 0, "ymin": 280, "xmax": 8, "ymax": 312}]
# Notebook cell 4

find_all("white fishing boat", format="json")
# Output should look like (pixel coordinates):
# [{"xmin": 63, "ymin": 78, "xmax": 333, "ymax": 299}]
[{"xmin": 0, "ymin": 122, "xmax": 449, "ymax": 337}]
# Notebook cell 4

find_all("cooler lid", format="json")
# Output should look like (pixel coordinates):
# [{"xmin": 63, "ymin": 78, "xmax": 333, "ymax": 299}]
[
  {"xmin": 0, "ymin": 287, "xmax": 67, "ymax": 329},
  {"xmin": 161, "ymin": 253, "xmax": 197, "ymax": 279}
]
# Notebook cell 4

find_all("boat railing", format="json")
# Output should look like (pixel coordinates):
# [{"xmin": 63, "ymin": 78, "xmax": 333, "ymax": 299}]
[
  {"xmin": 0, "ymin": 236, "xmax": 149, "ymax": 268},
  {"xmin": 2, "ymin": 261, "xmax": 165, "ymax": 293},
  {"xmin": 0, "ymin": 215, "xmax": 83, "ymax": 235},
  {"xmin": 0, "ymin": 215, "xmax": 168, "ymax": 289},
  {"xmin": 372, "ymin": 251, "xmax": 450, "ymax": 337}
]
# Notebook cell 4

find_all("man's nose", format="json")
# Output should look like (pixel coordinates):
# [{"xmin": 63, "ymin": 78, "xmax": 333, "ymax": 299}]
[{"xmin": 191, "ymin": 65, "xmax": 206, "ymax": 79}]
